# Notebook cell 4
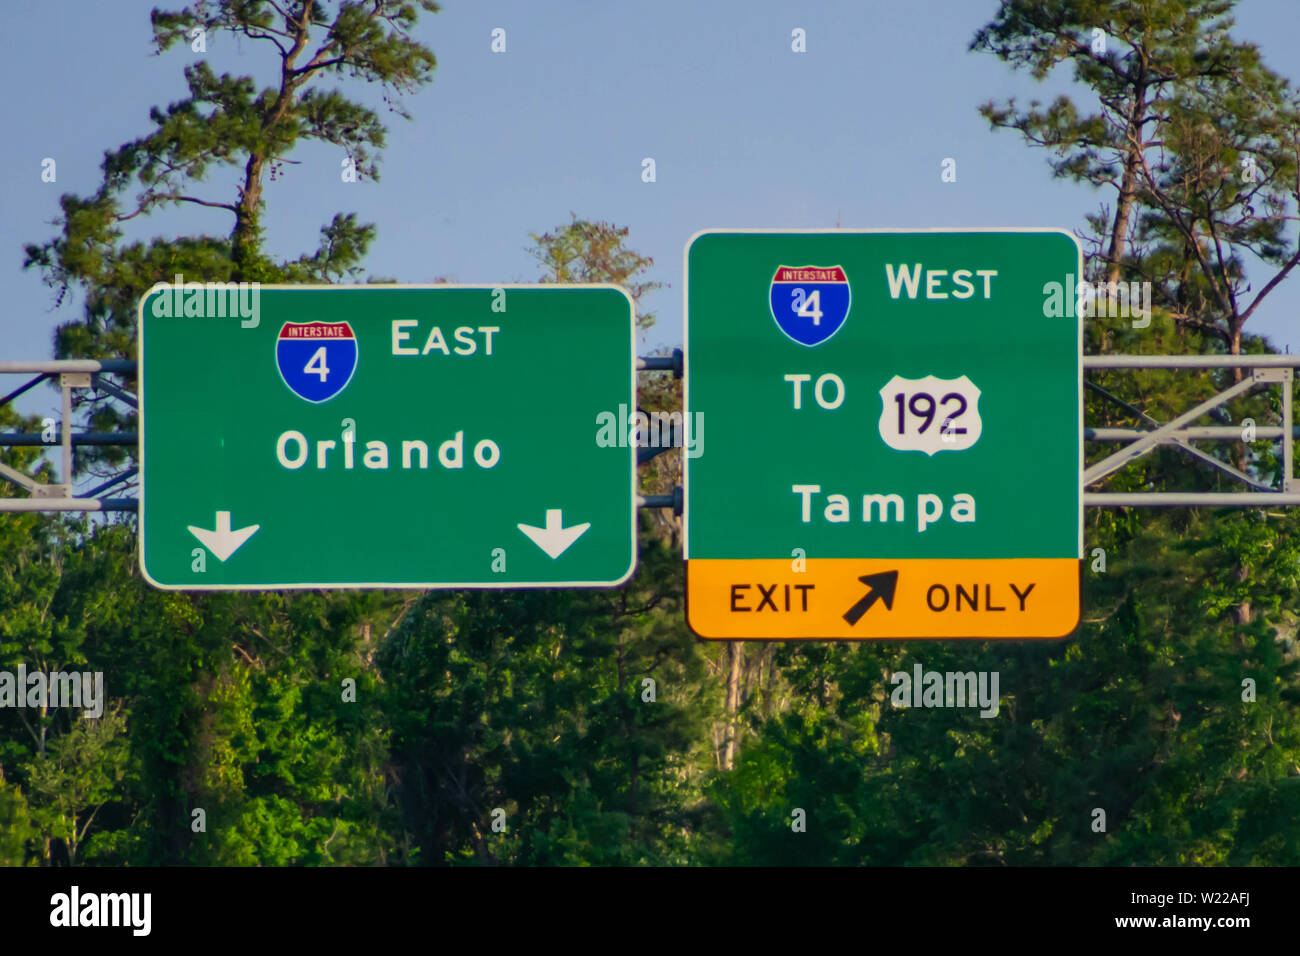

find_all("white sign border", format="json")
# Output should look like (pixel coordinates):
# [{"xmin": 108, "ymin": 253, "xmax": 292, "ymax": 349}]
[
  {"xmin": 681, "ymin": 227, "xmax": 1086, "ymax": 562},
  {"xmin": 138, "ymin": 283, "xmax": 639, "ymax": 591}
]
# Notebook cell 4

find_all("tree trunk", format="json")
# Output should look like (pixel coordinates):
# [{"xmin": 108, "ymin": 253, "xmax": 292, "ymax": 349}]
[
  {"xmin": 1229, "ymin": 317, "xmax": 1252, "ymax": 624},
  {"xmin": 231, "ymin": 5, "xmax": 310, "ymax": 277},
  {"xmin": 1106, "ymin": 82, "xmax": 1148, "ymax": 285},
  {"xmin": 231, "ymin": 154, "xmax": 265, "ymax": 279},
  {"xmin": 722, "ymin": 641, "xmax": 743, "ymax": 771},
  {"xmin": 1236, "ymin": 564, "xmax": 1252, "ymax": 625}
]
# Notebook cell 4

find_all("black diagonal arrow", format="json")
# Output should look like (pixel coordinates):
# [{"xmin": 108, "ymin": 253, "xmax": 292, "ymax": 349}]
[{"xmin": 842, "ymin": 570, "xmax": 900, "ymax": 625}]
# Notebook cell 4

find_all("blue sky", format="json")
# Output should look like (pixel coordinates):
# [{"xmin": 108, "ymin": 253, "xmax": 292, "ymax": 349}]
[{"xmin": 4, "ymin": 0, "xmax": 1300, "ymax": 423}]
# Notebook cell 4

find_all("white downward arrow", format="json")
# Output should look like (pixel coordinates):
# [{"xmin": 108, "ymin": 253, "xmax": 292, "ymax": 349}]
[
  {"xmin": 187, "ymin": 511, "xmax": 260, "ymax": 562},
  {"xmin": 517, "ymin": 509, "xmax": 590, "ymax": 559}
]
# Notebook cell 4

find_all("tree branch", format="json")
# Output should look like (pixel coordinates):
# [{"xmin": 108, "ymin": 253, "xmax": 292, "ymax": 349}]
[
  {"xmin": 115, "ymin": 193, "xmax": 238, "ymax": 222},
  {"xmin": 1240, "ymin": 246, "xmax": 1300, "ymax": 322}
]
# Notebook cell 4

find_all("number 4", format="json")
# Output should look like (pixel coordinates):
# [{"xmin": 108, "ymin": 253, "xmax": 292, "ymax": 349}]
[
  {"xmin": 791, "ymin": 288, "xmax": 823, "ymax": 325},
  {"xmin": 304, "ymin": 346, "xmax": 330, "ymax": 382}
]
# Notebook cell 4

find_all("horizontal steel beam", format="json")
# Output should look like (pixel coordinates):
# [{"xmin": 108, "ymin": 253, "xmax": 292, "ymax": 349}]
[
  {"xmin": 0, "ymin": 432, "xmax": 137, "ymax": 447},
  {"xmin": 0, "ymin": 497, "xmax": 137, "ymax": 512},
  {"xmin": 5, "ymin": 493, "xmax": 1296, "ymax": 512},
  {"xmin": 1084, "ymin": 355, "xmax": 1300, "ymax": 369},
  {"xmin": 636, "ymin": 348, "xmax": 684, "ymax": 378},
  {"xmin": 1086, "ymin": 426, "xmax": 1296, "ymax": 441},
  {"xmin": 1086, "ymin": 493, "xmax": 1300, "ymax": 507},
  {"xmin": 2, "ymin": 355, "xmax": 1297, "ymax": 374},
  {"xmin": 0, "ymin": 360, "xmax": 135, "ymax": 374},
  {"xmin": 637, "ymin": 486, "xmax": 683, "ymax": 515}
]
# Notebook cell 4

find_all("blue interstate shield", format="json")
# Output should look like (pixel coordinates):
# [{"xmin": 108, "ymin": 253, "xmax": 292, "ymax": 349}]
[
  {"xmin": 769, "ymin": 265, "xmax": 851, "ymax": 346},
  {"xmin": 275, "ymin": 321, "xmax": 358, "ymax": 403}
]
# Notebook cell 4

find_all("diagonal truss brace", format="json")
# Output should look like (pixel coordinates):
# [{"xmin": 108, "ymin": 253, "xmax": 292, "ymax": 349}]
[
  {"xmin": 1084, "ymin": 355, "xmax": 1299, "ymax": 506},
  {"xmin": 1081, "ymin": 375, "xmax": 1278, "ymax": 492},
  {"xmin": 1084, "ymin": 368, "xmax": 1288, "ymax": 488}
]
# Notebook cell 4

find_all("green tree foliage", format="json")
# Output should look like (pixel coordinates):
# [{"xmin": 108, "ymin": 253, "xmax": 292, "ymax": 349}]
[
  {"xmin": 23, "ymin": 0, "xmax": 438, "ymax": 474},
  {"xmin": 0, "ymin": 769, "xmax": 32, "ymax": 866},
  {"xmin": 5, "ymin": 0, "xmax": 1300, "ymax": 869},
  {"xmin": 0, "ymin": 516, "xmax": 399, "ymax": 865},
  {"xmin": 26, "ymin": 708, "xmax": 130, "ymax": 866},
  {"xmin": 368, "ymin": 216, "xmax": 709, "ymax": 865},
  {"xmin": 702, "ymin": 0, "xmax": 1300, "ymax": 867},
  {"xmin": 528, "ymin": 215, "xmax": 664, "ymax": 328},
  {"xmin": 6, "ymin": 1, "xmax": 438, "ymax": 866},
  {"xmin": 378, "ymin": 531, "xmax": 716, "ymax": 865},
  {"xmin": 972, "ymin": 0, "xmax": 1300, "ymax": 354}
]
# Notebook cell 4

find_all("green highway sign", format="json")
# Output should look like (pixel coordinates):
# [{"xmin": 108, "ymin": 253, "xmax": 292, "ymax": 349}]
[
  {"xmin": 684, "ymin": 229, "xmax": 1082, "ymax": 640},
  {"xmin": 139, "ymin": 284, "xmax": 636, "ymax": 589}
]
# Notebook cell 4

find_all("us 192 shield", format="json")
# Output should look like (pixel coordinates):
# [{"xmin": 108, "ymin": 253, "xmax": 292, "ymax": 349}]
[
  {"xmin": 769, "ymin": 265, "xmax": 851, "ymax": 346},
  {"xmin": 877, "ymin": 374, "xmax": 983, "ymax": 456},
  {"xmin": 275, "ymin": 321, "xmax": 358, "ymax": 403}
]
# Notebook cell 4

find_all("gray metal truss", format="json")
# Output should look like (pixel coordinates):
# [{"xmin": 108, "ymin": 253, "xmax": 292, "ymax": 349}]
[
  {"xmin": 1083, "ymin": 355, "xmax": 1300, "ymax": 507},
  {"xmin": 0, "ymin": 360, "xmax": 138, "ymax": 513},
  {"xmin": 0, "ymin": 350, "xmax": 687, "ymax": 515},
  {"xmin": 1, "ymin": 350, "xmax": 1294, "ymax": 514}
]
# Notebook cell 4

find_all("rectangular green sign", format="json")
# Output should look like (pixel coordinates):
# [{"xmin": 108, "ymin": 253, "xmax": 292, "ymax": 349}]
[
  {"xmin": 684, "ymin": 230, "xmax": 1082, "ymax": 640},
  {"xmin": 139, "ymin": 284, "xmax": 636, "ymax": 589}
]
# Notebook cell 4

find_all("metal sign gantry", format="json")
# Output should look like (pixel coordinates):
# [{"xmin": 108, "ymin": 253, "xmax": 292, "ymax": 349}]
[
  {"xmin": 0, "ymin": 359, "xmax": 137, "ymax": 512},
  {"xmin": 0, "ymin": 354, "xmax": 685, "ymax": 516},
  {"xmin": 2, "ymin": 352, "xmax": 1298, "ymax": 514},
  {"xmin": 1083, "ymin": 354, "xmax": 1300, "ymax": 506}
]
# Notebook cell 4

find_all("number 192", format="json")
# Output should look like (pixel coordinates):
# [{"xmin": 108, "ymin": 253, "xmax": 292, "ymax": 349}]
[{"xmin": 892, "ymin": 390, "xmax": 968, "ymax": 435}]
